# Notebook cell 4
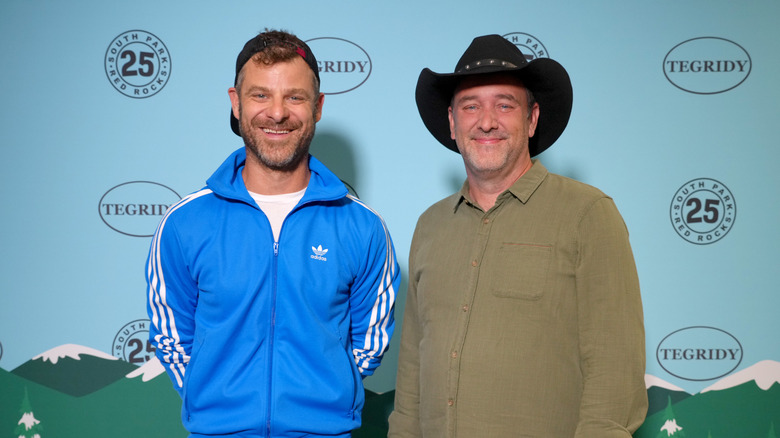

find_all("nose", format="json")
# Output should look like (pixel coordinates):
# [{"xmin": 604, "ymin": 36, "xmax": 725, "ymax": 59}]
[
  {"xmin": 478, "ymin": 107, "xmax": 498, "ymax": 132},
  {"xmin": 266, "ymin": 98, "xmax": 289, "ymax": 123}
]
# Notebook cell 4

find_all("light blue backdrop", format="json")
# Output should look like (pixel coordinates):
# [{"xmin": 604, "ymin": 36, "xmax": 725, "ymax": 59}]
[{"xmin": 1, "ymin": 0, "xmax": 778, "ymax": 403}]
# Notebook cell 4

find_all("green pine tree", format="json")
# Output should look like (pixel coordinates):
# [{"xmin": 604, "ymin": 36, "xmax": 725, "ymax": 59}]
[
  {"xmin": 13, "ymin": 388, "xmax": 43, "ymax": 438},
  {"xmin": 654, "ymin": 396, "xmax": 686, "ymax": 438}
]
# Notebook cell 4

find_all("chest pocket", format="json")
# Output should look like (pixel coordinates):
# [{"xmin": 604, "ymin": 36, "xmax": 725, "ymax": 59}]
[{"xmin": 489, "ymin": 243, "xmax": 552, "ymax": 300}]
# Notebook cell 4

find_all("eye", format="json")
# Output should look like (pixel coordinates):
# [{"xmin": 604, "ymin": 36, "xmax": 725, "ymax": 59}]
[{"xmin": 288, "ymin": 94, "xmax": 312, "ymax": 103}]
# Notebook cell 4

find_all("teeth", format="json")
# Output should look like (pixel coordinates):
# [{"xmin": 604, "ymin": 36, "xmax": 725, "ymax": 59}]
[{"xmin": 264, "ymin": 129, "xmax": 290, "ymax": 134}]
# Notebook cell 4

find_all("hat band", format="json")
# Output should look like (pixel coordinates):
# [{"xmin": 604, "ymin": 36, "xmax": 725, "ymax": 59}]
[{"xmin": 457, "ymin": 58, "xmax": 518, "ymax": 73}]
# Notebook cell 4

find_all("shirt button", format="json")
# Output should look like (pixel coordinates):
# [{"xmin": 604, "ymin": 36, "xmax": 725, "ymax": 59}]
[
  {"xmin": 483, "ymin": 218, "xmax": 490, "ymax": 225},
  {"xmin": 447, "ymin": 399, "xmax": 455, "ymax": 406},
  {"xmin": 451, "ymin": 350, "xmax": 458, "ymax": 358},
  {"xmin": 462, "ymin": 304, "xmax": 469, "ymax": 312},
  {"xmin": 471, "ymin": 260, "xmax": 478, "ymax": 267}
]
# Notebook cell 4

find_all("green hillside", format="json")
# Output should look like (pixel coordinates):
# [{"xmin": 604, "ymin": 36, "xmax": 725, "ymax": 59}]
[
  {"xmin": 646, "ymin": 386, "xmax": 690, "ymax": 417},
  {"xmin": 3, "ymin": 365, "xmax": 394, "ymax": 437},
  {"xmin": 8, "ymin": 359, "xmax": 778, "ymax": 438},
  {"xmin": 636, "ymin": 382, "xmax": 780, "ymax": 437},
  {"xmin": 2, "ymin": 367, "xmax": 186, "ymax": 437},
  {"xmin": 1, "ymin": 368, "xmax": 76, "ymax": 436}
]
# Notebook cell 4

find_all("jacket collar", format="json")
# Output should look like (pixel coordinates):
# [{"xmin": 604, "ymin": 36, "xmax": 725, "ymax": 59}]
[{"xmin": 206, "ymin": 147, "xmax": 348, "ymax": 206}]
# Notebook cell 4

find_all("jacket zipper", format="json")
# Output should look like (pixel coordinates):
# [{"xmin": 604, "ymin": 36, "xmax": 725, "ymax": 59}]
[
  {"xmin": 266, "ymin": 240, "xmax": 279, "ymax": 437},
  {"xmin": 263, "ymin": 199, "xmax": 315, "ymax": 437}
]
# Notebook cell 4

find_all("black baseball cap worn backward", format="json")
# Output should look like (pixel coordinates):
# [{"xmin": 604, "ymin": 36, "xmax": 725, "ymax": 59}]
[{"xmin": 230, "ymin": 32, "xmax": 321, "ymax": 136}]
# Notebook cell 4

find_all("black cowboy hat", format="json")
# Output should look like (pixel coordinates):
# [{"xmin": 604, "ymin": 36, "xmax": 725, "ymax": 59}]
[{"xmin": 415, "ymin": 34, "xmax": 573, "ymax": 157}]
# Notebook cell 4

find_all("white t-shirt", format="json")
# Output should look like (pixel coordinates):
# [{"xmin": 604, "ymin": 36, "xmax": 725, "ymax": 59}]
[{"xmin": 249, "ymin": 188, "xmax": 306, "ymax": 242}]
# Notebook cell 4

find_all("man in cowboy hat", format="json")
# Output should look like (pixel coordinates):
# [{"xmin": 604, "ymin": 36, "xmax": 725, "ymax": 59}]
[{"xmin": 388, "ymin": 35, "xmax": 646, "ymax": 437}]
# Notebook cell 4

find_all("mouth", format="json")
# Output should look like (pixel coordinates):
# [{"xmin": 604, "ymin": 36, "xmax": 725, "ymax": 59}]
[
  {"xmin": 473, "ymin": 135, "xmax": 507, "ymax": 145},
  {"xmin": 262, "ymin": 128, "xmax": 292, "ymax": 135}
]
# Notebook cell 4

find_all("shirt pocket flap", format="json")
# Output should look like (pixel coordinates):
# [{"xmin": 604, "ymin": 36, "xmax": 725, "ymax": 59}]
[{"xmin": 490, "ymin": 243, "xmax": 552, "ymax": 300}]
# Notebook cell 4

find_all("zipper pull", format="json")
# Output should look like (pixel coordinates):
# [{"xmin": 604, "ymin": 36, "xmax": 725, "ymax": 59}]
[{"xmin": 274, "ymin": 242, "xmax": 279, "ymax": 256}]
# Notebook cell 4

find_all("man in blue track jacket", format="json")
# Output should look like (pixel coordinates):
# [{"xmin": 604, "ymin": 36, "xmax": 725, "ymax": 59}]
[{"xmin": 146, "ymin": 29, "xmax": 399, "ymax": 438}]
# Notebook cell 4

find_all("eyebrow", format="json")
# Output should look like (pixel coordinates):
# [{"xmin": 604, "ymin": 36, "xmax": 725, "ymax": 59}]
[
  {"xmin": 454, "ymin": 93, "xmax": 522, "ymax": 105},
  {"xmin": 244, "ymin": 85, "xmax": 313, "ymax": 98}
]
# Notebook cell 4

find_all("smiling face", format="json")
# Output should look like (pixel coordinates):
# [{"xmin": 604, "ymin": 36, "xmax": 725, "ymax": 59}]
[
  {"xmin": 229, "ymin": 56, "xmax": 324, "ymax": 173},
  {"xmin": 448, "ymin": 73, "xmax": 539, "ymax": 182}
]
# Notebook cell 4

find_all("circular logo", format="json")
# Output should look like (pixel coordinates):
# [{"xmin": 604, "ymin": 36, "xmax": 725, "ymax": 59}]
[
  {"xmin": 104, "ymin": 30, "xmax": 172, "ymax": 98},
  {"xmin": 670, "ymin": 178, "xmax": 736, "ymax": 244},
  {"xmin": 113, "ymin": 319, "xmax": 155, "ymax": 365},
  {"xmin": 657, "ymin": 326, "xmax": 743, "ymax": 381},
  {"xmin": 305, "ymin": 37, "xmax": 372, "ymax": 94},
  {"xmin": 99, "ymin": 181, "xmax": 181, "ymax": 237},
  {"xmin": 502, "ymin": 32, "xmax": 549, "ymax": 60},
  {"xmin": 663, "ymin": 37, "xmax": 751, "ymax": 94},
  {"xmin": 0, "ymin": 341, "xmax": 3, "ymax": 362}
]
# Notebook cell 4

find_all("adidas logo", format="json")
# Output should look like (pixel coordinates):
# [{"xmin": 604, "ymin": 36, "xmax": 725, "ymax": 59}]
[{"xmin": 311, "ymin": 245, "xmax": 328, "ymax": 261}]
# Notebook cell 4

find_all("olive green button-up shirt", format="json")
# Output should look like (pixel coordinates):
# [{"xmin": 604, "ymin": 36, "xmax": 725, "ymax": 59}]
[{"xmin": 389, "ymin": 161, "xmax": 647, "ymax": 438}]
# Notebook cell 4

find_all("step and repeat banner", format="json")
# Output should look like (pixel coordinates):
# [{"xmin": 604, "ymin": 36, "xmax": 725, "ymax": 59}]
[{"xmin": 1, "ymin": 1, "xmax": 778, "ymax": 436}]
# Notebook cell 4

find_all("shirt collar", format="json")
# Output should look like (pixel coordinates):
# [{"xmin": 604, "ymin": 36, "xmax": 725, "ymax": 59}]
[{"xmin": 452, "ymin": 159, "xmax": 549, "ymax": 212}]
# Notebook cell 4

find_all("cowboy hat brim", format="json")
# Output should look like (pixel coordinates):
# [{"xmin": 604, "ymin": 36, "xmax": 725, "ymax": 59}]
[{"xmin": 415, "ymin": 49, "xmax": 573, "ymax": 157}]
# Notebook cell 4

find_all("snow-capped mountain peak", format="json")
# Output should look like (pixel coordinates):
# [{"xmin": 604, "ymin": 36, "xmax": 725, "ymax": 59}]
[
  {"xmin": 701, "ymin": 360, "xmax": 780, "ymax": 393},
  {"xmin": 645, "ymin": 374, "xmax": 686, "ymax": 392},
  {"xmin": 126, "ymin": 356, "xmax": 165, "ymax": 382},
  {"xmin": 32, "ymin": 343, "xmax": 117, "ymax": 365}
]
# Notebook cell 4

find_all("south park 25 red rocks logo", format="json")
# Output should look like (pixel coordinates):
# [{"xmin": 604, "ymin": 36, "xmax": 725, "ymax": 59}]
[
  {"xmin": 105, "ymin": 30, "xmax": 171, "ymax": 98},
  {"xmin": 670, "ymin": 178, "xmax": 736, "ymax": 244},
  {"xmin": 113, "ymin": 319, "xmax": 155, "ymax": 365},
  {"xmin": 502, "ymin": 32, "xmax": 549, "ymax": 61}
]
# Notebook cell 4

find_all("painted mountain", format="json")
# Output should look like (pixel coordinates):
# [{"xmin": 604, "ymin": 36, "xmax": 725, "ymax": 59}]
[
  {"xmin": 2, "ymin": 344, "xmax": 394, "ymax": 437},
  {"xmin": 11, "ymin": 344, "xmax": 138, "ymax": 396},
  {"xmin": 6, "ymin": 344, "xmax": 778, "ymax": 437},
  {"xmin": 636, "ymin": 360, "xmax": 780, "ymax": 437},
  {"xmin": 2, "ymin": 344, "xmax": 186, "ymax": 437},
  {"xmin": 645, "ymin": 374, "xmax": 692, "ymax": 417}
]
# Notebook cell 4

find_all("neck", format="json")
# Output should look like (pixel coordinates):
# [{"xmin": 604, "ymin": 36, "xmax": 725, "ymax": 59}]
[
  {"xmin": 242, "ymin": 155, "xmax": 311, "ymax": 195},
  {"xmin": 466, "ymin": 159, "xmax": 533, "ymax": 211}
]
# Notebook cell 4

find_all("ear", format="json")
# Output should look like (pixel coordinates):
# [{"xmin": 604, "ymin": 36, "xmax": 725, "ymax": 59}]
[
  {"xmin": 314, "ymin": 93, "xmax": 325, "ymax": 122},
  {"xmin": 448, "ymin": 106, "xmax": 456, "ymax": 140},
  {"xmin": 228, "ymin": 87, "xmax": 240, "ymax": 119},
  {"xmin": 527, "ymin": 102, "xmax": 540, "ymax": 138}
]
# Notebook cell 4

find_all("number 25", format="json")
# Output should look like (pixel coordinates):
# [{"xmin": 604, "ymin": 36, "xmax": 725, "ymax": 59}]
[
  {"xmin": 120, "ymin": 51, "xmax": 154, "ymax": 77},
  {"xmin": 686, "ymin": 198, "xmax": 720, "ymax": 224}
]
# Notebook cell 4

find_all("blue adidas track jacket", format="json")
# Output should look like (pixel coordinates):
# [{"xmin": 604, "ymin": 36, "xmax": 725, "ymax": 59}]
[{"xmin": 146, "ymin": 147, "xmax": 398, "ymax": 437}]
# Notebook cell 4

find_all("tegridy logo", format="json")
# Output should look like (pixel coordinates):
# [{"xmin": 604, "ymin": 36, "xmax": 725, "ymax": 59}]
[
  {"xmin": 663, "ymin": 37, "xmax": 751, "ymax": 94},
  {"xmin": 657, "ymin": 326, "xmax": 743, "ymax": 381},
  {"xmin": 104, "ymin": 30, "xmax": 172, "ymax": 98},
  {"xmin": 99, "ymin": 181, "xmax": 180, "ymax": 237},
  {"xmin": 305, "ymin": 37, "xmax": 372, "ymax": 94}
]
